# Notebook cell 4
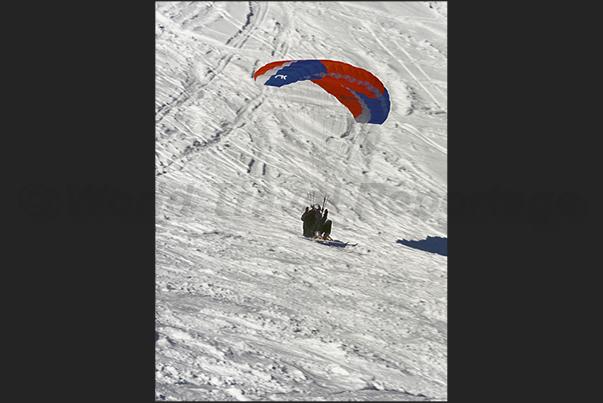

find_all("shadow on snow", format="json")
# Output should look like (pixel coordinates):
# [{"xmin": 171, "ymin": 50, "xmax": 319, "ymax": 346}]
[{"xmin": 397, "ymin": 236, "xmax": 447, "ymax": 256}]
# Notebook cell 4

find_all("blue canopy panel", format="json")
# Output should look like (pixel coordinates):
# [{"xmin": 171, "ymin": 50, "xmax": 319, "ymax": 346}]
[{"xmin": 258, "ymin": 60, "xmax": 328, "ymax": 87}]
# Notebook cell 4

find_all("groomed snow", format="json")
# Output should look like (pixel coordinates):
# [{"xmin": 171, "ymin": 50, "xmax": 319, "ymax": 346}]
[{"xmin": 156, "ymin": 2, "xmax": 447, "ymax": 401}]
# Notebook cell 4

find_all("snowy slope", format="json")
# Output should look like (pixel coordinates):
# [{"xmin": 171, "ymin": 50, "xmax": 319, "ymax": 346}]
[{"xmin": 155, "ymin": 2, "xmax": 447, "ymax": 400}]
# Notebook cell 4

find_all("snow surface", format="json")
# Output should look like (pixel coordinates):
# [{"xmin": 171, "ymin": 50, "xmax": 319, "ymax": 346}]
[{"xmin": 155, "ymin": 1, "xmax": 447, "ymax": 401}]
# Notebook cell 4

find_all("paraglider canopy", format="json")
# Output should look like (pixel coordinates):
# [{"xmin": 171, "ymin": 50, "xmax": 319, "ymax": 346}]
[{"xmin": 254, "ymin": 59, "xmax": 390, "ymax": 125}]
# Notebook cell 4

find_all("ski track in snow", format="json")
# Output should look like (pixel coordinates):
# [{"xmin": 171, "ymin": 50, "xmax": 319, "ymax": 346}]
[{"xmin": 156, "ymin": 2, "xmax": 447, "ymax": 401}]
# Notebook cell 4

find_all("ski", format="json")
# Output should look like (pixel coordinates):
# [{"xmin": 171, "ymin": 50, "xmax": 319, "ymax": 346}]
[{"xmin": 307, "ymin": 237, "xmax": 357, "ymax": 248}]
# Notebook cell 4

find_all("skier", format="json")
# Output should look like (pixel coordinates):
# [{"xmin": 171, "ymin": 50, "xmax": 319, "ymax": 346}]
[
  {"xmin": 314, "ymin": 208, "xmax": 333, "ymax": 241},
  {"xmin": 301, "ymin": 206, "xmax": 317, "ymax": 237}
]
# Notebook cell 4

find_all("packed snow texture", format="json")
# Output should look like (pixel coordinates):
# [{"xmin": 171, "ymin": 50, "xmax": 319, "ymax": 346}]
[{"xmin": 156, "ymin": 1, "xmax": 447, "ymax": 401}]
